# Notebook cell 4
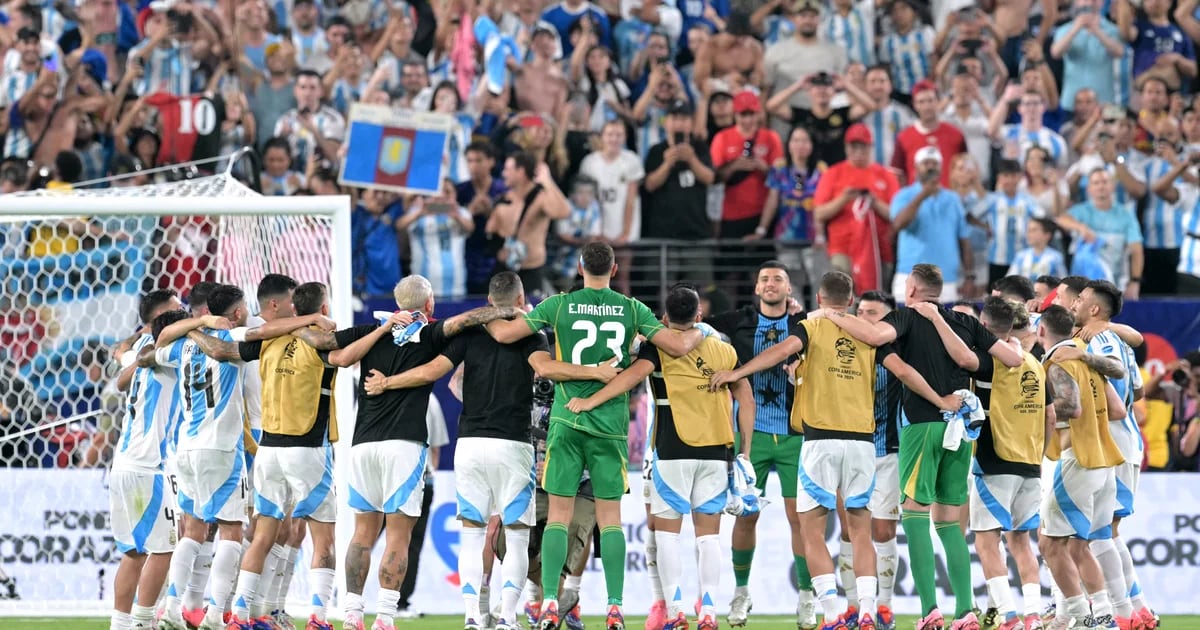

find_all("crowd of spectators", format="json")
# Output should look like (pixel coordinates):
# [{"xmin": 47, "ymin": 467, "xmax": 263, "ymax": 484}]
[{"xmin": 4, "ymin": 0, "xmax": 1200, "ymax": 464}]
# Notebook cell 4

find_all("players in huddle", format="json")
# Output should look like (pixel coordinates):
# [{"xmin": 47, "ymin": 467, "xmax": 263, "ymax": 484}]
[{"xmin": 106, "ymin": 241, "xmax": 1157, "ymax": 630}]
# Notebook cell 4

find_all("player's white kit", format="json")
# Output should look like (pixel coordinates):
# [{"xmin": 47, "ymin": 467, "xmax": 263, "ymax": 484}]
[
  {"xmin": 969, "ymin": 471, "xmax": 1041, "ymax": 532},
  {"xmin": 348, "ymin": 440, "xmax": 427, "ymax": 516},
  {"xmin": 156, "ymin": 328, "xmax": 249, "ymax": 523},
  {"xmin": 797, "ymin": 440, "xmax": 877, "ymax": 513},
  {"xmin": 110, "ymin": 334, "xmax": 180, "ymax": 554},
  {"xmin": 1040, "ymin": 448, "xmax": 1117, "ymax": 540},
  {"xmin": 454, "ymin": 438, "xmax": 536, "ymax": 525},
  {"xmin": 650, "ymin": 457, "xmax": 729, "ymax": 519},
  {"xmin": 1086, "ymin": 331, "xmax": 1143, "ymax": 518},
  {"xmin": 867, "ymin": 452, "xmax": 900, "ymax": 520},
  {"xmin": 254, "ymin": 445, "xmax": 337, "ymax": 522}
]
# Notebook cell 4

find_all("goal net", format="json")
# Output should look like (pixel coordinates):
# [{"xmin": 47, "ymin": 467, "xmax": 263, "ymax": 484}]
[{"xmin": 0, "ymin": 165, "xmax": 353, "ymax": 616}]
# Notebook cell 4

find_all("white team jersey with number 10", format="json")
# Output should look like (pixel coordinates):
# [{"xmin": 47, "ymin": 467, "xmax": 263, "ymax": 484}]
[
  {"xmin": 113, "ymin": 334, "xmax": 180, "ymax": 474},
  {"xmin": 155, "ymin": 328, "xmax": 247, "ymax": 453}
]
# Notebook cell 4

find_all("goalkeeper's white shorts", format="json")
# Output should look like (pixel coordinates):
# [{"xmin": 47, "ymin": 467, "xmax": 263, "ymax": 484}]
[{"xmin": 649, "ymin": 458, "xmax": 727, "ymax": 520}]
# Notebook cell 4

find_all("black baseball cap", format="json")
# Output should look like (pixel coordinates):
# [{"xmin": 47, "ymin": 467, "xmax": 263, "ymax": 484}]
[{"xmin": 667, "ymin": 99, "xmax": 694, "ymax": 116}]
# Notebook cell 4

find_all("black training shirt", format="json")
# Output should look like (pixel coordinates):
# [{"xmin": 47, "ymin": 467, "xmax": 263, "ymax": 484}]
[
  {"xmin": 336, "ymin": 320, "xmax": 449, "ymax": 445},
  {"xmin": 442, "ymin": 327, "xmax": 549, "ymax": 443},
  {"xmin": 883, "ymin": 305, "xmax": 999, "ymax": 424}
]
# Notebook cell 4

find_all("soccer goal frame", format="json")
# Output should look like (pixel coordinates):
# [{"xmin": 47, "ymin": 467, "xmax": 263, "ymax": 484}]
[{"xmin": 0, "ymin": 158, "xmax": 358, "ymax": 618}]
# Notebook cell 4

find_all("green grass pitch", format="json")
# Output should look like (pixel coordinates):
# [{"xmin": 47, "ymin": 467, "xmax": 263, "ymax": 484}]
[{"xmin": 5, "ymin": 616, "xmax": 1200, "ymax": 629}]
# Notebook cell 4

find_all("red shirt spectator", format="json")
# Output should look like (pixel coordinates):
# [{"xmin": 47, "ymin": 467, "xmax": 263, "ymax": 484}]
[
  {"xmin": 711, "ymin": 91, "xmax": 783, "ymax": 233},
  {"xmin": 891, "ymin": 80, "xmax": 967, "ymax": 186},
  {"xmin": 814, "ymin": 124, "xmax": 899, "ymax": 293}
]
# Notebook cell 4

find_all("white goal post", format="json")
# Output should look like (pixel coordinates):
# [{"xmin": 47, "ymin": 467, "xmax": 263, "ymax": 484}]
[{"xmin": 0, "ymin": 165, "xmax": 358, "ymax": 617}]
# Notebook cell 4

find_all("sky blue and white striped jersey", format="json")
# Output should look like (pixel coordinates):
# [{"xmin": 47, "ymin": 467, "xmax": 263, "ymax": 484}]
[
  {"xmin": 129, "ymin": 41, "xmax": 194, "ymax": 97},
  {"xmin": 762, "ymin": 14, "xmax": 794, "ymax": 46},
  {"xmin": 155, "ymin": 329, "xmax": 248, "ymax": 453},
  {"xmin": 1112, "ymin": 44, "xmax": 1134, "ymax": 109},
  {"xmin": 408, "ymin": 204, "xmax": 470, "ymax": 298},
  {"xmin": 1180, "ymin": 194, "xmax": 1200, "ymax": 278},
  {"xmin": 1007, "ymin": 247, "xmax": 1067, "ymax": 281},
  {"xmin": 1138, "ymin": 158, "xmax": 1188, "ymax": 249},
  {"xmin": 999, "ymin": 124, "xmax": 1069, "ymax": 169},
  {"xmin": 0, "ymin": 70, "xmax": 37, "ymax": 108},
  {"xmin": 974, "ymin": 191, "xmax": 1044, "ymax": 265},
  {"xmin": 822, "ymin": 1, "xmax": 875, "ymax": 65},
  {"xmin": 862, "ymin": 102, "xmax": 912, "ymax": 166},
  {"xmin": 879, "ymin": 25, "xmax": 934, "ymax": 94},
  {"xmin": 113, "ymin": 335, "xmax": 180, "ymax": 474},
  {"xmin": 1086, "ymin": 330, "xmax": 1143, "ymax": 450},
  {"xmin": 291, "ymin": 29, "xmax": 328, "ymax": 68},
  {"xmin": 638, "ymin": 103, "xmax": 670, "ymax": 162}
]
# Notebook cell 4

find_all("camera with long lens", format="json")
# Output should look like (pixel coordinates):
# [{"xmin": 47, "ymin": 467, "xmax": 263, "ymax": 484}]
[{"xmin": 1173, "ymin": 369, "xmax": 1191, "ymax": 388}]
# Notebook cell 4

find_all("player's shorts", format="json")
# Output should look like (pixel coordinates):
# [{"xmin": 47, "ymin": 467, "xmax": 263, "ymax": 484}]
[
  {"xmin": 796, "ymin": 439, "xmax": 875, "ymax": 513},
  {"xmin": 455, "ymin": 437, "xmax": 536, "ymax": 526},
  {"xmin": 1108, "ymin": 423, "xmax": 1141, "ymax": 518},
  {"xmin": 253, "ymin": 445, "xmax": 336, "ymax": 523},
  {"xmin": 543, "ymin": 422, "xmax": 628, "ymax": 501},
  {"xmin": 899, "ymin": 422, "xmax": 971, "ymax": 506},
  {"xmin": 348, "ymin": 440, "xmax": 427, "ymax": 516},
  {"xmin": 175, "ymin": 448, "xmax": 247, "ymax": 524},
  {"xmin": 969, "ymin": 471, "xmax": 1041, "ymax": 532},
  {"xmin": 649, "ymin": 458, "xmax": 728, "ymax": 519},
  {"xmin": 109, "ymin": 469, "xmax": 177, "ymax": 554},
  {"xmin": 745, "ymin": 431, "xmax": 803, "ymax": 499},
  {"xmin": 868, "ymin": 453, "xmax": 901, "ymax": 521},
  {"xmin": 1040, "ymin": 448, "xmax": 1116, "ymax": 540}
]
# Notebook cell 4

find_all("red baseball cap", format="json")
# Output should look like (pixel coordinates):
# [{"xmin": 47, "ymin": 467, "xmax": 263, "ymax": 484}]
[
  {"xmin": 844, "ymin": 123, "xmax": 872, "ymax": 145},
  {"xmin": 912, "ymin": 79, "xmax": 938, "ymax": 97},
  {"xmin": 733, "ymin": 91, "xmax": 761, "ymax": 114}
]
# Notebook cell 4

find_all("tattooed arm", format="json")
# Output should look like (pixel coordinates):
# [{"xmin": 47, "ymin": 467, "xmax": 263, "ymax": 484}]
[
  {"xmin": 185, "ymin": 330, "xmax": 241, "ymax": 362},
  {"xmin": 1047, "ymin": 345, "xmax": 1127, "ymax": 381},
  {"xmin": 1047, "ymin": 364, "xmax": 1082, "ymax": 422},
  {"xmin": 441, "ymin": 305, "xmax": 525, "ymax": 337}
]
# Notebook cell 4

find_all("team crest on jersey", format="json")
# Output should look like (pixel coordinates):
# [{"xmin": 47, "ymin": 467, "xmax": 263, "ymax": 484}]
[
  {"xmin": 835, "ymin": 336, "xmax": 857, "ymax": 363},
  {"xmin": 1020, "ymin": 370, "xmax": 1039, "ymax": 397},
  {"xmin": 829, "ymin": 114, "xmax": 843, "ymax": 127},
  {"xmin": 378, "ymin": 137, "xmax": 412, "ymax": 175}
]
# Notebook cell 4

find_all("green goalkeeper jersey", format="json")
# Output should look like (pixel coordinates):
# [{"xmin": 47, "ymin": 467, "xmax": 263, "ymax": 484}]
[{"xmin": 523, "ymin": 287, "xmax": 664, "ymax": 439}]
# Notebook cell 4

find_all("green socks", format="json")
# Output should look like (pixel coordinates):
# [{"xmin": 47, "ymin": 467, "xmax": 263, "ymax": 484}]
[
  {"xmin": 600, "ymin": 526, "xmax": 626, "ymax": 606},
  {"xmin": 732, "ymin": 547, "xmax": 755, "ymax": 588},
  {"xmin": 540, "ymin": 523, "xmax": 569, "ymax": 601},
  {"xmin": 901, "ymin": 510, "xmax": 938, "ymax": 614},
  {"xmin": 794, "ymin": 554, "xmax": 812, "ymax": 591},
  {"xmin": 936, "ymin": 520, "xmax": 974, "ymax": 618}
]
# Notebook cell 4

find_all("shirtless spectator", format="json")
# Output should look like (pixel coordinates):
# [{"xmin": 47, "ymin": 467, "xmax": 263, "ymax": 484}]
[
  {"xmin": 693, "ymin": 11, "xmax": 764, "ymax": 92},
  {"xmin": 487, "ymin": 151, "xmax": 571, "ymax": 297},
  {"xmin": 514, "ymin": 23, "xmax": 569, "ymax": 115},
  {"xmin": 993, "ymin": 0, "xmax": 1059, "ymax": 77}
]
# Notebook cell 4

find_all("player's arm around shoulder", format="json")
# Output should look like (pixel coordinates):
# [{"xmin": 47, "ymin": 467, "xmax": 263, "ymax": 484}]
[
  {"xmin": 443, "ymin": 304, "xmax": 526, "ymax": 338},
  {"xmin": 728, "ymin": 375, "xmax": 755, "ymax": 458},
  {"xmin": 489, "ymin": 296, "xmax": 554, "ymax": 343},
  {"xmin": 325, "ymin": 312, "xmax": 414, "ymax": 366},
  {"xmin": 155, "ymin": 314, "xmax": 231, "ymax": 348},
  {"xmin": 710, "ymin": 333, "xmax": 804, "ymax": 391},
  {"xmin": 184, "ymin": 329, "xmax": 242, "ymax": 362},
  {"xmin": 643, "ymin": 306, "xmax": 702, "ymax": 358},
  {"xmin": 814, "ymin": 307, "xmax": 897, "ymax": 347},
  {"xmin": 565, "ymin": 358, "xmax": 655, "ymax": 414},
  {"xmin": 244, "ymin": 313, "xmax": 335, "ymax": 343}
]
